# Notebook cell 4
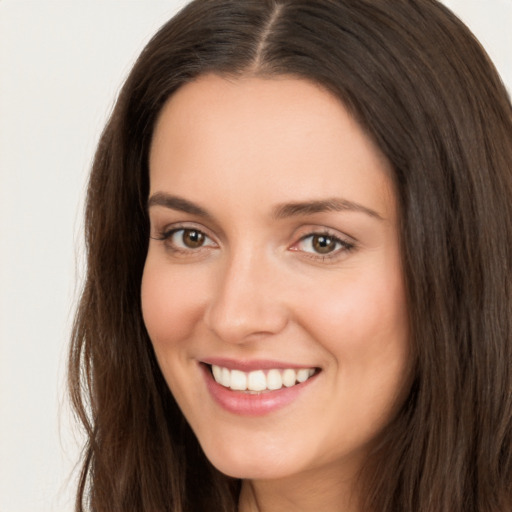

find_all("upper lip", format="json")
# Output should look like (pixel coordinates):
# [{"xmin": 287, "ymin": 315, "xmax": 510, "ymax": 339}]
[{"xmin": 201, "ymin": 357, "xmax": 318, "ymax": 372}]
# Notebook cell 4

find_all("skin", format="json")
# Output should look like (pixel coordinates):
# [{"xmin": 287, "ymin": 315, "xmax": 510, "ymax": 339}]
[{"xmin": 142, "ymin": 74, "xmax": 409, "ymax": 512}]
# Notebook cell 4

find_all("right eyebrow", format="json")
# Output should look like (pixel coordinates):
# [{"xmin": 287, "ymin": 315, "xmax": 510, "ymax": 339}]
[{"xmin": 147, "ymin": 192, "xmax": 212, "ymax": 218}]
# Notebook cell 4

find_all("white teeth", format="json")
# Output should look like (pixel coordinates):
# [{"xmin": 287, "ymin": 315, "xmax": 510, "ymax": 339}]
[
  {"xmin": 230, "ymin": 369, "xmax": 247, "ymax": 391},
  {"xmin": 221, "ymin": 367, "xmax": 231, "ymax": 387},
  {"xmin": 296, "ymin": 368, "xmax": 310, "ymax": 383},
  {"xmin": 212, "ymin": 364, "xmax": 222, "ymax": 383},
  {"xmin": 282, "ymin": 368, "xmax": 296, "ymax": 387},
  {"xmin": 267, "ymin": 369, "xmax": 282, "ymax": 390},
  {"xmin": 248, "ymin": 370, "xmax": 267, "ymax": 391},
  {"xmin": 210, "ymin": 365, "xmax": 316, "ymax": 392}
]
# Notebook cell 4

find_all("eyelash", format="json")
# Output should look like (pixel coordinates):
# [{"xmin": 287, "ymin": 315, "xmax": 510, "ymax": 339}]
[
  {"xmin": 292, "ymin": 231, "xmax": 356, "ymax": 261},
  {"xmin": 151, "ymin": 226, "xmax": 217, "ymax": 255},
  {"xmin": 151, "ymin": 226, "xmax": 356, "ymax": 261}
]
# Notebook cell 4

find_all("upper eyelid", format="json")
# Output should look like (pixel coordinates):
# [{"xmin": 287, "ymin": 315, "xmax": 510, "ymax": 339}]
[
  {"xmin": 298, "ymin": 232, "xmax": 345, "ymax": 244},
  {"xmin": 164, "ymin": 227, "xmax": 214, "ymax": 239},
  {"xmin": 293, "ymin": 232, "xmax": 354, "ymax": 251},
  {"xmin": 292, "ymin": 224, "xmax": 357, "ymax": 243},
  {"xmin": 147, "ymin": 208, "xmax": 222, "ymax": 232},
  {"xmin": 152, "ymin": 221, "xmax": 217, "ymax": 239}
]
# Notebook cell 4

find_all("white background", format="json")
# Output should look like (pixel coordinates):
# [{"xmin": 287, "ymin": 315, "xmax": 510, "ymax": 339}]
[{"xmin": 0, "ymin": 1, "xmax": 510, "ymax": 511}]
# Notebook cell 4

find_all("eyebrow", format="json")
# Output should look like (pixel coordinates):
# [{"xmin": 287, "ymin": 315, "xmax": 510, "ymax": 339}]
[
  {"xmin": 272, "ymin": 198, "xmax": 383, "ymax": 220},
  {"xmin": 147, "ymin": 192, "xmax": 383, "ymax": 221},
  {"xmin": 147, "ymin": 192, "xmax": 212, "ymax": 218}
]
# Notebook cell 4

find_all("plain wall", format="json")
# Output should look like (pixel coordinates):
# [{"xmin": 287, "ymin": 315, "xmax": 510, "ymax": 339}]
[{"xmin": 0, "ymin": 2, "xmax": 510, "ymax": 511}]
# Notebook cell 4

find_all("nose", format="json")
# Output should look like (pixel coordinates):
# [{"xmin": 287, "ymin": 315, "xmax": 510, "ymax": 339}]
[{"xmin": 204, "ymin": 249, "xmax": 289, "ymax": 344}]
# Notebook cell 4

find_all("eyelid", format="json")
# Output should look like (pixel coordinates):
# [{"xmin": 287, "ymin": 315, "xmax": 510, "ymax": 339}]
[
  {"xmin": 151, "ymin": 222, "xmax": 219, "ymax": 254},
  {"xmin": 289, "ymin": 226, "xmax": 357, "ymax": 261},
  {"xmin": 151, "ymin": 220, "xmax": 215, "ymax": 240}
]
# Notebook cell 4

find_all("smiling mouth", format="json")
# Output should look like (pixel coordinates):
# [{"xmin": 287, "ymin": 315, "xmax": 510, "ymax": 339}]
[{"xmin": 209, "ymin": 365, "xmax": 318, "ymax": 393}]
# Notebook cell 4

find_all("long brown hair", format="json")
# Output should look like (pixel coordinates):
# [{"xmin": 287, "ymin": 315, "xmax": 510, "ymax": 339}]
[{"xmin": 69, "ymin": 1, "xmax": 512, "ymax": 510}]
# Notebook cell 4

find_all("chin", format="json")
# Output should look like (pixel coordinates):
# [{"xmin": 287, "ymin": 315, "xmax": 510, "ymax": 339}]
[
  {"xmin": 209, "ymin": 456, "xmax": 294, "ymax": 481},
  {"xmin": 197, "ymin": 435, "xmax": 306, "ymax": 480}
]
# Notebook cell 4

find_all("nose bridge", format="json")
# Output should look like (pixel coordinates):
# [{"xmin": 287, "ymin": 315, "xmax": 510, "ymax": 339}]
[{"xmin": 204, "ymin": 244, "xmax": 288, "ymax": 343}]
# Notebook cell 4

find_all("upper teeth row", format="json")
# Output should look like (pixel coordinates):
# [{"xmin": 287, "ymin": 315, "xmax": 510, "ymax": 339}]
[{"xmin": 211, "ymin": 365, "xmax": 315, "ymax": 392}]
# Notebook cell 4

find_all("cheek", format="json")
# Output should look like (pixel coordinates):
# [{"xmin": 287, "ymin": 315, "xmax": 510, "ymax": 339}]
[
  {"xmin": 295, "ymin": 265, "xmax": 409, "ymax": 374},
  {"xmin": 140, "ymin": 260, "xmax": 205, "ymax": 346},
  {"xmin": 140, "ymin": 260, "xmax": 209, "ymax": 411},
  {"xmin": 301, "ymin": 270, "xmax": 409, "ymax": 427}
]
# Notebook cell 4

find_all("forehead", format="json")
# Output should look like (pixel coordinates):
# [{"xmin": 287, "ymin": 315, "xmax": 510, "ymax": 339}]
[{"xmin": 149, "ymin": 74, "xmax": 395, "ymax": 221}]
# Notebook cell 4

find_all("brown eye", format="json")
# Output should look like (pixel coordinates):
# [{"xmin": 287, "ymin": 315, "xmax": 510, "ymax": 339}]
[
  {"xmin": 155, "ymin": 227, "xmax": 216, "ymax": 253},
  {"xmin": 181, "ymin": 229, "xmax": 205, "ymax": 248},
  {"xmin": 311, "ymin": 234, "xmax": 337, "ymax": 254},
  {"xmin": 293, "ymin": 231, "xmax": 354, "ymax": 260}
]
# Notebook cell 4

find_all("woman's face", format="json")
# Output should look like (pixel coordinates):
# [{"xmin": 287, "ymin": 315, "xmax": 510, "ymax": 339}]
[{"xmin": 142, "ymin": 75, "xmax": 409, "ymax": 482}]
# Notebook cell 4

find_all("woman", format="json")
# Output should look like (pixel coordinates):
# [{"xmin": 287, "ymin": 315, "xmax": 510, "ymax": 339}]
[{"xmin": 69, "ymin": 1, "xmax": 512, "ymax": 511}]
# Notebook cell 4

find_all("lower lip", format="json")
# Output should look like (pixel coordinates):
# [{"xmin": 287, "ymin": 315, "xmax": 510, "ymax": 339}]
[{"xmin": 201, "ymin": 364, "xmax": 318, "ymax": 416}]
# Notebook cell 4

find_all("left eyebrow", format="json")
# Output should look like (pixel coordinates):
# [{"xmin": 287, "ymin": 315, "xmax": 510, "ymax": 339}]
[{"xmin": 272, "ymin": 198, "xmax": 384, "ymax": 220}]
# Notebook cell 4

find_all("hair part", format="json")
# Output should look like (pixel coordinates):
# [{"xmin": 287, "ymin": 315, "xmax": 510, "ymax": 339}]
[{"xmin": 70, "ymin": 1, "xmax": 512, "ymax": 510}]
